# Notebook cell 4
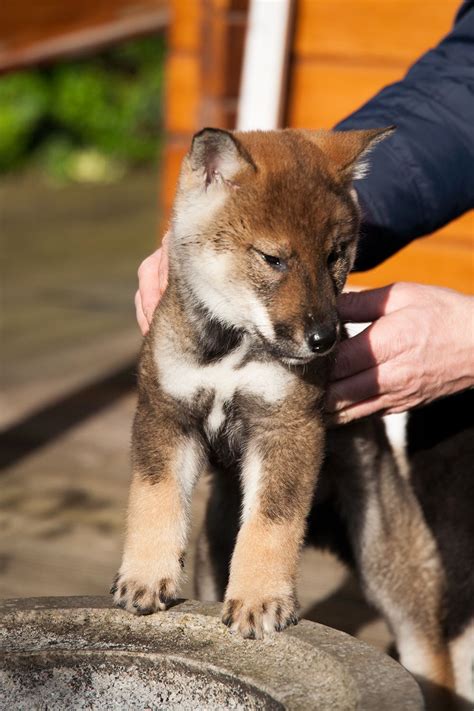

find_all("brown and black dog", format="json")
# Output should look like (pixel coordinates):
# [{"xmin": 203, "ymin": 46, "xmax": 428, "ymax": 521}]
[{"xmin": 112, "ymin": 128, "xmax": 473, "ymax": 707}]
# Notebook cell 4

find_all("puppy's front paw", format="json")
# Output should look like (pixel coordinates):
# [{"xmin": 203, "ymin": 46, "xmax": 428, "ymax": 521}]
[
  {"xmin": 110, "ymin": 573, "xmax": 178, "ymax": 615},
  {"xmin": 222, "ymin": 595, "xmax": 298, "ymax": 639}
]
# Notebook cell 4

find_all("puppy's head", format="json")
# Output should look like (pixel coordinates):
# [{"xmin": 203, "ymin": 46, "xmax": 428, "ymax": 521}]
[{"xmin": 172, "ymin": 126, "xmax": 393, "ymax": 364}]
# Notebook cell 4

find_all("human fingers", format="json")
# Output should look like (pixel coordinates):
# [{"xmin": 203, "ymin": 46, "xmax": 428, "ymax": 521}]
[
  {"xmin": 326, "ymin": 366, "xmax": 381, "ymax": 413},
  {"xmin": 157, "ymin": 239, "xmax": 169, "ymax": 296},
  {"xmin": 328, "ymin": 395, "xmax": 390, "ymax": 425},
  {"xmin": 327, "ymin": 351, "xmax": 422, "ymax": 417},
  {"xmin": 137, "ymin": 248, "xmax": 165, "ymax": 325},
  {"xmin": 135, "ymin": 289, "xmax": 150, "ymax": 336},
  {"xmin": 331, "ymin": 325, "xmax": 377, "ymax": 381},
  {"xmin": 332, "ymin": 307, "xmax": 411, "ymax": 382},
  {"xmin": 332, "ymin": 313, "xmax": 404, "ymax": 381},
  {"xmin": 337, "ymin": 285, "xmax": 394, "ymax": 322}
]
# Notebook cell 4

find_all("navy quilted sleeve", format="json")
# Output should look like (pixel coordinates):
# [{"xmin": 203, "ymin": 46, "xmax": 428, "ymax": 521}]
[{"xmin": 336, "ymin": 1, "xmax": 474, "ymax": 271}]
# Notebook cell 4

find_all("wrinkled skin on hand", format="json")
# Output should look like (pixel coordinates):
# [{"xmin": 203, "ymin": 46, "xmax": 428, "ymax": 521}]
[{"xmin": 327, "ymin": 282, "xmax": 474, "ymax": 422}]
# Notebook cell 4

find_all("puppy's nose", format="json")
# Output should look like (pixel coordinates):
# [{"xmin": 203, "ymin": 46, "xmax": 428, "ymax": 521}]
[{"xmin": 306, "ymin": 324, "xmax": 338, "ymax": 355}]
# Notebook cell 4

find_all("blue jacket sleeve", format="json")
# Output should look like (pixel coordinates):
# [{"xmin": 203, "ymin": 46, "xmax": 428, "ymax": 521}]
[{"xmin": 335, "ymin": 1, "xmax": 474, "ymax": 271}]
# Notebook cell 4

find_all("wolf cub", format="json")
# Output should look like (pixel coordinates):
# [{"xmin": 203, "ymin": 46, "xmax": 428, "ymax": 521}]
[
  {"xmin": 112, "ymin": 127, "xmax": 382, "ymax": 626},
  {"xmin": 113, "ymin": 128, "xmax": 473, "ymax": 706}
]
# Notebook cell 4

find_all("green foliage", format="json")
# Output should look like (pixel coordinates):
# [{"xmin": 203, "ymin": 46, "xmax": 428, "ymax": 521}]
[
  {"xmin": 0, "ymin": 73, "xmax": 49, "ymax": 170},
  {"xmin": 0, "ymin": 36, "xmax": 165, "ymax": 180}
]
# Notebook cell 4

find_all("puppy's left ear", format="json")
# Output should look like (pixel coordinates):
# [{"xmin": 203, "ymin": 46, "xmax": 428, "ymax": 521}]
[
  {"xmin": 188, "ymin": 127, "xmax": 256, "ymax": 188},
  {"xmin": 307, "ymin": 126, "xmax": 395, "ymax": 183}
]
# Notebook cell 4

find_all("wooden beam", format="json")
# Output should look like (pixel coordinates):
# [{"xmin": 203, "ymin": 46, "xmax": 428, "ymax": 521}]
[
  {"xmin": 0, "ymin": 0, "xmax": 169, "ymax": 72},
  {"xmin": 293, "ymin": 0, "xmax": 460, "ymax": 65}
]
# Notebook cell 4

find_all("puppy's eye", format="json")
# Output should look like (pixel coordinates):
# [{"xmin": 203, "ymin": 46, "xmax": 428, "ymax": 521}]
[{"xmin": 259, "ymin": 251, "xmax": 287, "ymax": 271}]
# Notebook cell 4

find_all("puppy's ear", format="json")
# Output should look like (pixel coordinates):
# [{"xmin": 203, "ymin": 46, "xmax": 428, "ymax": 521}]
[
  {"xmin": 306, "ymin": 127, "xmax": 395, "ymax": 183},
  {"xmin": 188, "ymin": 128, "xmax": 256, "ymax": 188}
]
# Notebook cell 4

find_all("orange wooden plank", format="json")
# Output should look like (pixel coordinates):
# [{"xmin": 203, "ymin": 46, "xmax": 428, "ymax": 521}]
[
  {"xmin": 294, "ymin": 0, "xmax": 459, "ymax": 65},
  {"xmin": 433, "ymin": 212, "xmax": 474, "ymax": 248},
  {"xmin": 348, "ymin": 238, "xmax": 474, "ymax": 293},
  {"xmin": 159, "ymin": 143, "xmax": 185, "ymax": 235},
  {"xmin": 168, "ymin": 0, "xmax": 201, "ymax": 52},
  {"xmin": 161, "ymin": 140, "xmax": 188, "ymax": 208},
  {"xmin": 165, "ymin": 54, "xmax": 201, "ymax": 133},
  {"xmin": 287, "ymin": 61, "xmax": 404, "ymax": 128}
]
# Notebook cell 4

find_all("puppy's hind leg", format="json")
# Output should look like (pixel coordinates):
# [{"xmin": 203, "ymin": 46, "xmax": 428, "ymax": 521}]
[
  {"xmin": 449, "ymin": 621, "xmax": 474, "ymax": 706},
  {"xmin": 194, "ymin": 465, "xmax": 241, "ymax": 602},
  {"xmin": 331, "ymin": 423, "xmax": 455, "ymax": 709}
]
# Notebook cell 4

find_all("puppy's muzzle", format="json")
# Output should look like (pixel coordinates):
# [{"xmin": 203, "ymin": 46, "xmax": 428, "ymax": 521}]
[{"xmin": 306, "ymin": 323, "xmax": 338, "ymax": 356}]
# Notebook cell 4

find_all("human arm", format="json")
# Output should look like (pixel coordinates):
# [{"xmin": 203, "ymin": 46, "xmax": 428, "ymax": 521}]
[
  {"xmin": 335, "ymin": 0, "xmax": 474, "ymax": 269},
  {"xmin": 327, "ymin": 2, "xmax": 474, "ymax": 420}
]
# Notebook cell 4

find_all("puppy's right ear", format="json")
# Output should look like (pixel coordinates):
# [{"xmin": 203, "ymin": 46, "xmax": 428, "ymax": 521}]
[{"xmin": 188, "ymin": 128, "xmax": 256, "ymax": 189}]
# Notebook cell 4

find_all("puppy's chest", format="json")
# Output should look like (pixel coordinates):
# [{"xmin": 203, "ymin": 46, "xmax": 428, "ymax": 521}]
[{"xmin": 155, "ymin": 340, "xmax": 294, "ymax": 457}]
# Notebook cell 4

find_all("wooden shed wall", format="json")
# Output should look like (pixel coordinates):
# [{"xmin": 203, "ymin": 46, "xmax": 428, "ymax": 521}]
[{"xmin": 162, "ymin": 0, "xmax": 473, "ymax": 293}]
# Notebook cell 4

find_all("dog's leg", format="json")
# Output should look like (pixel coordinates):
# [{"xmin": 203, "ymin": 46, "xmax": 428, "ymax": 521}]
[
  {"xmin": 222, "ymin": 419, "xmax": 323, "ymax": 639},
  {"xmin": 112, "ymin": 406, "xmax": 204, "ymax": 614},
  {"xmin": 331, "ymin": 422, "xmax": 456, "ymax": 706},
  {"xmin": 194, "ymin": 465, "xmax": 241, "ymax": 602},
  {"xmin": 449, "ymin": 621, "xmax": 474, "ymax": 705}
]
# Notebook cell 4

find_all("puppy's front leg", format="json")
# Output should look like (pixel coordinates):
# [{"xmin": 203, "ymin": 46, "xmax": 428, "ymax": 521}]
[
  {"xmin": 112, "ymin": 402, "xmax": 204, "ymax": 615},
  {"xmin": 223, "ymin": 416, "xmax": 324, "ymax": 638}
]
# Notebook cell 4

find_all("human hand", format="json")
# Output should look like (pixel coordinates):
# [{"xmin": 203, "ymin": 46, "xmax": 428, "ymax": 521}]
[
  {"xmin": 327, "ymin": 282, "xmax": 474, "ymax": 423},
  {"xmin": 135, "ymin": 233, "xmax": 169, "ymax": 335}
]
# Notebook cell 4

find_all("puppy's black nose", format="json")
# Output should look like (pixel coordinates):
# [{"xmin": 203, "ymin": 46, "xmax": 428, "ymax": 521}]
[{"xmin": 307, "ymin": 325, "xmax": 338, "ymax": 355}]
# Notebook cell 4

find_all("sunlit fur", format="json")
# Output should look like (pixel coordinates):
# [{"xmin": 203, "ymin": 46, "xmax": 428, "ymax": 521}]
[
  {"xmin": 171, "ymin": 129, "xmax": 372, "ymax": 363},
  {"xmin": 114, "ymin": 128, "xmax": 472, "ymax": 709}
]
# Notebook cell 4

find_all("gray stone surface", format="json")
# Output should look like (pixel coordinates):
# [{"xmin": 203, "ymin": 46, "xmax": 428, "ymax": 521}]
[{"xmin": 0, "ymin": 596, "xmax": 423, "ymax": 710}]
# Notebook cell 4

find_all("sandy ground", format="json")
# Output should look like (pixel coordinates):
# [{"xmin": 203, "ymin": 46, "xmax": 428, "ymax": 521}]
[{"xmin": 0, "ymin": 170, "xmax": 392, "ymax": 653}]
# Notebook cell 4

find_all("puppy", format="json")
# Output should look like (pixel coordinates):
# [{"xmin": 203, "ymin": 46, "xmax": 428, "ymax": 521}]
[{"xmin": 113, "ymin": 128, "xmax": 473, "ymax": 708}]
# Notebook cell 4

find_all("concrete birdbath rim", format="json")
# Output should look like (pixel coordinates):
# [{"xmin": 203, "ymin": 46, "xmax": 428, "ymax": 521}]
[{"xmin": 0, "ymin": 596, "xmax": 423, "ymax": 710}]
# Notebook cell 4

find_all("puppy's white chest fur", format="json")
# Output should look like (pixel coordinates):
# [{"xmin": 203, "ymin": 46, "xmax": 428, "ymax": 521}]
[{"xmin": 154, "ymin": 337, "xmax": 294, "ymax": 433}]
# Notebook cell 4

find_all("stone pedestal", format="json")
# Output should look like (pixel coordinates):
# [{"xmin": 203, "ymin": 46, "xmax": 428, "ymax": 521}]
[{"xmin": 0, "ymin": 597, "xmax": 423, "ymax": 710}]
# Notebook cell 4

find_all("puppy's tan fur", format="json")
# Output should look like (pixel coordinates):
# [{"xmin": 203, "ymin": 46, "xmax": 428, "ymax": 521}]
[{"xmin": 113, "ymin": 128, "xmax": 471, "ymax": 708}]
